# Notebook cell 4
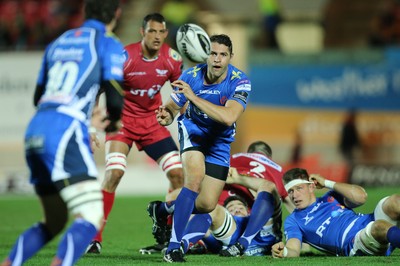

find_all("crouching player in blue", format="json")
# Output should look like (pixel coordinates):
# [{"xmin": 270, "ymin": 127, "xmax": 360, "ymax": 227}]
[
  {"xmin": 0, "ymin": 1, "xmax": 125, "ymax": 265},
  {"xmin": 272, "ymin": 168, "xmax": 400, "ymax": 258}
]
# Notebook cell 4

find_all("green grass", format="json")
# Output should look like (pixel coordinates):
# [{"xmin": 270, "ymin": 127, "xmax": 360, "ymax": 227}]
[{"xmin": 0, "ymin": 187, "xmax": 399, "ymax": 265}]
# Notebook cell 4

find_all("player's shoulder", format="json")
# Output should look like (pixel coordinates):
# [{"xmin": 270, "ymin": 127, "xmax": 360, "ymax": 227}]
[
  {"xmin": 183, "ymin": 63, "xmax": 206, "ymax": 77},
  {"xmin": 228, "ymin": 64, "xmax": 250, "ymax": 83},
  {"xmin": 161, "ymin": 43, "xmax": 182, "ymax": 63},
  {"xmin": 124, "ymin": 41, "xmax": 141, "ymax": 54},
  {"xmin": 98, "ymin": 31, "xmax": 124, "ymax": 56}
]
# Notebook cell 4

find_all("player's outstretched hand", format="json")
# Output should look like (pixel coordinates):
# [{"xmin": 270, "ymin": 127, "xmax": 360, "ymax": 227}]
[{"xmin": 156, "ymin": 105, "xmax": 173, "ymax": 126}]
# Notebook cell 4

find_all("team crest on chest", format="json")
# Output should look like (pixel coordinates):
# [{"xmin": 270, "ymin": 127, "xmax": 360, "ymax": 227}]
[{"xmin": 156, "ymin": 69, "xmax": 168, "ymax": 76}]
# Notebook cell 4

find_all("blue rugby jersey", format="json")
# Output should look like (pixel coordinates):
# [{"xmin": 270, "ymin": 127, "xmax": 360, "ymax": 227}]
[
  {"xmin": 171, "ymin": 63, "xmax": 251, "ymax": 139},
  {"xmin": 36, "ymin": 19, "xmax": 124, "ymax": 126},
  {"xmin": 284, "ymin": 191, "xmax": 374, "ymax": 256}
]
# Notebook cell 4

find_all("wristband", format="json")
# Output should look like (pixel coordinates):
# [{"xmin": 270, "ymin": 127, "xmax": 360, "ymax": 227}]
[
  {"xmin": 88, "ymin": 127, "xmax": 97, "ymax": 134},
  {"xmin": 325, "ymin": 180, "xmax": 336, "ymax": 189},
  {"xmin": 283, "ymin": 247, "xmax": 288, "ymax": 257}
]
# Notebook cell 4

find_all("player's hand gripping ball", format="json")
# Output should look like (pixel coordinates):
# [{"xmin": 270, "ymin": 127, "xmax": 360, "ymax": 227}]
[{"xmin": 176, "ymin": 23, "xmax": 211, "ymax": 63}]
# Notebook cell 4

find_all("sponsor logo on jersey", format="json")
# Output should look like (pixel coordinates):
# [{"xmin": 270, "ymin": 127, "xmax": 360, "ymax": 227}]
[
  {"xmin": 303, "ymin": 213, "xmax": 314, "ymax": 225},
  {"xmin": 74, "ymin": 30, "xmax": 82, "ymax": 37},
  {"xmin": 58, "ymin": 36, "xmax": 89, "ymax": 45},
  {"xmin": 171, "ymin": 93, "xmax": 181, "ymax": 103},
  {"xmin": 169, "ymin": 49, "xmax": 182, "ymax": 61},
  {"xmin": 156, "ymin": 69, "xmax": 168, "ymax": 76},
  {"xmin": 235, "ymin": 83, "xmax": 251, "ymax": 92},
  {"xmin": 111, "ymin": 54, "xmax": 125, "ymax": 64},
  {"xmin": 53, "ymin": 48, "xmax": 84, "ymax": 60},
  {"xmin": 199, "ymin": 89, "xmax": 220, "ymax": 95},
  {"xmin": 220, "ymin": 96, "xmax": 228, "ymax": 105},
  {"xmin": 188, "ymin": 66, "xmax": 201, "ymax": 77},
  {"xmin": 126, "ymin": 72, "xmax": 146, "ymax": 76},
  {"xmin": 233, "ymin": 91, "xmax": 248, "ymax": 104},
  {"xmin": 231, "ymin": 70, "xmax": 242, "ymax": 80},
  {"xmin": 111, "ymin": 66, "xmax": 123, "ymax": 77}
]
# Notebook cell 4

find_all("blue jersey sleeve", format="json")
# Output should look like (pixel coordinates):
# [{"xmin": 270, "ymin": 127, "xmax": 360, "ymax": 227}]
[
  {"xmin": 228, "ymin": 75, "xmax": 251, "ymax": 110},
  {"xmin": 100, "ymin": 33, "xmax": 125, "ymax": 82},
  {"xmin": 284, "ymin": 214, "xmax": 303, "ymax": 242}
]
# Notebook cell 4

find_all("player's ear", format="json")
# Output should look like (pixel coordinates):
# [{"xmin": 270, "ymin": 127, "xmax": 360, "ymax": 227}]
[{"xmin": 140, "ymin": 27, "xmax": 145, "ymax": 37}]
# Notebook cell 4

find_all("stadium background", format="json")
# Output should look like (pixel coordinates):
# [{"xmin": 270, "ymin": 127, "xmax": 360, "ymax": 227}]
[{"xmin": 1, "ymin": 0, "xmax": 400, "ymax": 195}]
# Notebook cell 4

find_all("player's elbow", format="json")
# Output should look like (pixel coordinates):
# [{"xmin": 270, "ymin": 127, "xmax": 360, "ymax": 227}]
[
  {"xmin": 356, "ymin": 188, "xmax": 368, "ymax": 205},
  {"xmin": 220, "ymin": 113, "xmax": 239, "ymax": 127}
]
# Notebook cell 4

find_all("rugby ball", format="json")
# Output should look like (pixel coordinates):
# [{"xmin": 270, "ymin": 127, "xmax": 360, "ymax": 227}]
[{"xmin": 176, "ymin": 23, "xmax": 211, "ymax": 63}]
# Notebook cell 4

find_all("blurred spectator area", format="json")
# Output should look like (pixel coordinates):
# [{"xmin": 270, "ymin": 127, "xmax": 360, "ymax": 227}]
[
  {"xmin": 0, "ymin": 0, "xmax": 396, "ymax": 52},
  {"xmin": 0, "ymin": 0, "xmax": 130, "ymax": 51},
  {"xmin": 0, "ymin": 0, "xmax": 84, "ymax": 50}
]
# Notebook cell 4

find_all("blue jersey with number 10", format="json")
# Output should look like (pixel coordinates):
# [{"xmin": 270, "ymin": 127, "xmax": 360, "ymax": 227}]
[{"xmin": 36, "ymin": 19, "xmax": 124, "ymax": 125}]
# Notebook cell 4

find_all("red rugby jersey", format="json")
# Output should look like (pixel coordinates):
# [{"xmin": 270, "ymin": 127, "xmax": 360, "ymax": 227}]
[
  {"xmin": 122, "ymin": 42, "xmax": 182, "ymax": 118},
  {"xmin": 219, "ymin": 152, "xmax": 287, "ymax": 208}
]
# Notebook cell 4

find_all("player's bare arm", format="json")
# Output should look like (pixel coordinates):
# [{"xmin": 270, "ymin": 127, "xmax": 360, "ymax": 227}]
[
  {"xmin": 309, "ymin": 174, "xmax": 367, "ymax": 208},
  {"xmin": 228, "ymin": 167, "xmax": 277, "ymax": 194},
  {"xmin": 171, "ymin": 80, "xmax": 244, "ymax": 126}
]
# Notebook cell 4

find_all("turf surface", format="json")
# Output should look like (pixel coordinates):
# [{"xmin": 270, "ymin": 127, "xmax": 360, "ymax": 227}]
[{"xmin": 0, "ymin": 187, "xmax": 399, "ymax": 265}]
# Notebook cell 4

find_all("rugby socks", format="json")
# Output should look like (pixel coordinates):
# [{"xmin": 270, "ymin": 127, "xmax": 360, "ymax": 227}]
[
  {"xmin": 202, "ymin": 234, "xmax": 223, "ymax": 253},
  {"xmin": 159, "ymin": 200, "xmax": 176, "ymax": 216},
  {"xmin": 167, "ymin": 187, "xmax": 198, "ymax": 253},
  {"xmin": 181, "ymin": 213, "xmax": 212, "ymax": 252},
  {"xmin": 5, "ymin": 222, "xmax": 52, "ymax": 265},
  {"xmin": 158, "ymin": 200, "xmax": 201, "ymax": 216},
  {"xmin": 53, "ymin": 218, "xmax": 97, "ymax": 265},
  {"xmin": 237, "ymin": 191, "xmax": 275, "ymax": 249},
  {"xmin": 93, "ymin": 190, "xmax": 115, "ymax": 242},
  {"xmin": 387, "ymin": 226, "xmax": 400, "ymax": 248}
]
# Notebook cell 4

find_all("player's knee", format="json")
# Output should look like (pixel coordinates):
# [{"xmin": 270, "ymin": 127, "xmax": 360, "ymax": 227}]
[
  {"xmin": 60, "ymin": 180, "xmax": 104, "ymax": 230},
  {"xmin": 167, "ymin": 168, "xmax": 184, "ymax": 188},
  {"xmin": 196, "ymin": 202, "xmax": 216, "ymax": 213},
  {"xmin": 388, "ymin": 194, "xmax": 400, "ymax": 218},
  {"xmin": 105, "ymin": 152, "xmax": 127, "ymax": 173},
  {"xmin": 371, "ymin": 220, "xmax": 393, "ymax": 243},
  {"xmin": 159, "ymin": 151, "xmax": 182, "ymax": 174}
]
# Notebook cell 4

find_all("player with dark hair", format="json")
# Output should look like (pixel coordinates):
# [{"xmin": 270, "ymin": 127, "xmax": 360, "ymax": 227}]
[
  {"xmin": 154, "ymin": 33, "xmax": 252, "ymax": 262},
  {"xmin": 272, "ymin": 168, "xmax": 400, "ymax": 258},
  {"xmin": 86, "ymin": 12, "xmax": 184, "ymax": 254},
  {"xmin": 1, "ymin": 0, "xmax": 125, "ymax": 265}
]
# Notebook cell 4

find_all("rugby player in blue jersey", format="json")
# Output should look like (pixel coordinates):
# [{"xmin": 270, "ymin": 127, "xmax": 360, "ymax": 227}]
[
  {"xmin": 154, "ymin": 34, "xmax": 251, "ymax": 262},
  {"xmin": 272, "ymin": 168, "xmax": 400, "ymax": 258},
  {"xmin": 1, "ymin": 1, "xmax": 125, "ymax": 265}
]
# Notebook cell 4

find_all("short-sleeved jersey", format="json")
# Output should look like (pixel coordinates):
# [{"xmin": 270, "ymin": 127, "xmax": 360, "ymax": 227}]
[
  {"xmin": 122, "ymin": 42, "xmax": 182, "ymax": 118},
  {"xmin": 171, "ymin": 64, "xmax": 251, "ymax": 139},
  {"xmin": 36, "ymin": 19, "xmax": 125, "ymax": 126},
  {"xmin": 219, "ymin": 152, "xmax": 287, "ymax": 207},
  {"xmin": 284, "ymin": 191, "xmax": 374, "ymax": 256}
]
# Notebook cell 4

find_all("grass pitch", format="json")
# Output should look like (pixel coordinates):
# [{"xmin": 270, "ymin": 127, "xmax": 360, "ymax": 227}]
[{"xmin": 0, "ymin": 187, "xmax": 399, "ymax": 265}]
